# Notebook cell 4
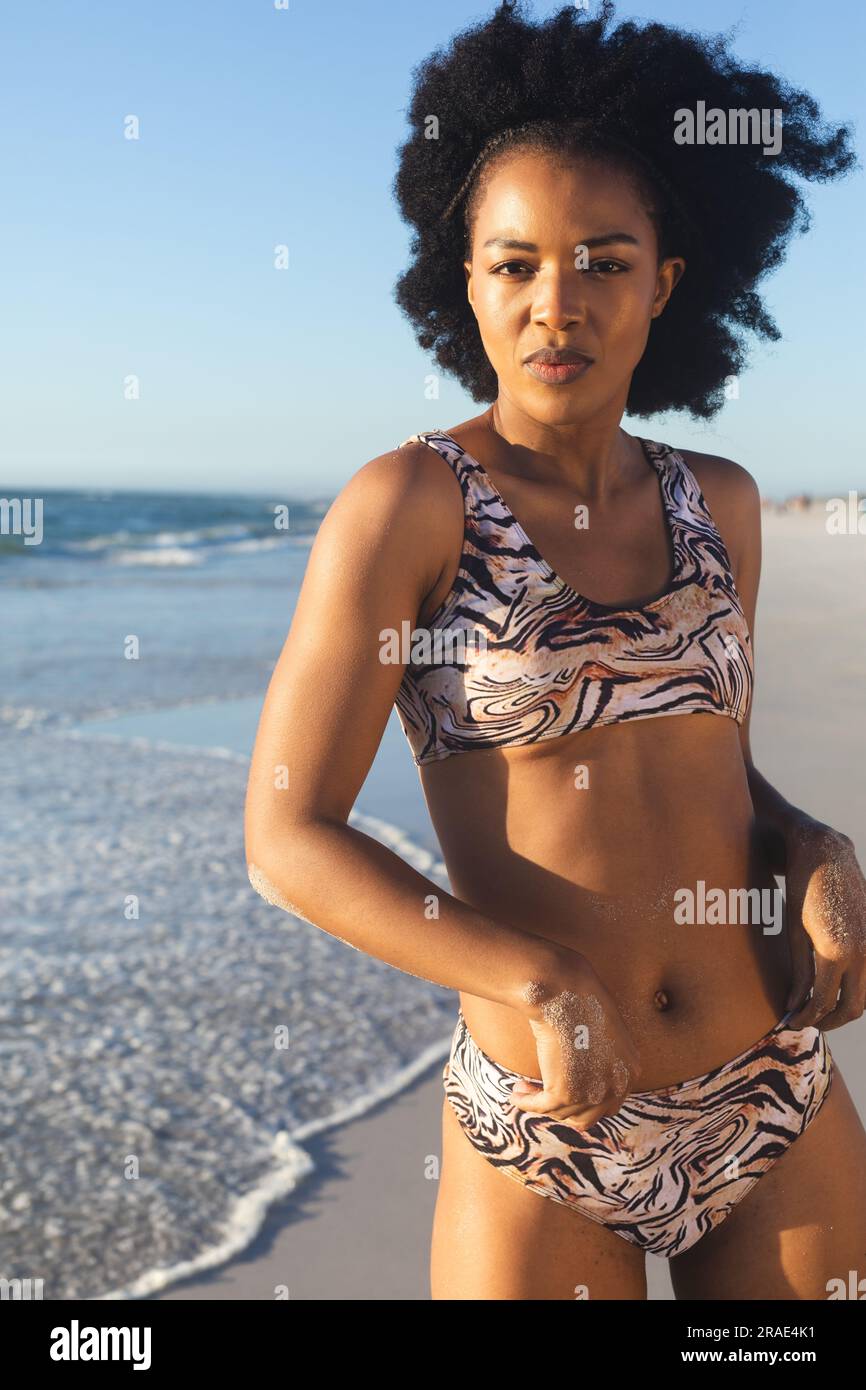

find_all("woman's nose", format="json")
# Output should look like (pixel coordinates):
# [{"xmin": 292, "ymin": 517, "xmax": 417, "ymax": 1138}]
[{"xmin": 530, "ymin": 268, "xmax": 588, "ymax": 330}]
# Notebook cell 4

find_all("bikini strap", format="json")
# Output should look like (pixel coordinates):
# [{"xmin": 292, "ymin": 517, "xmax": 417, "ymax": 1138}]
[
  {"xmin": 399, "ymin": 429, "xmax": 540, "ymax": 584},
  {"xmin": 397, "ymin": 430, "xmax": 476, "ymax": 503},
  {"xmin": 664, "ymin": 446, "xmax": 739, "ymax": 584}
]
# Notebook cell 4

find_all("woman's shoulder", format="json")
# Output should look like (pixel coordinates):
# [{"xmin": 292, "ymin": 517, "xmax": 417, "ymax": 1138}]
[
  {"xmin": 675, "ymin": 444, "xmax": 759, "ymax": 511},
  {"xmin": 312, "ymin": 434, "xmax": 465, "ymax": 577},
  {"xmin": 337, "ymin": 433, "xmax": 466, "ymax": 514}
]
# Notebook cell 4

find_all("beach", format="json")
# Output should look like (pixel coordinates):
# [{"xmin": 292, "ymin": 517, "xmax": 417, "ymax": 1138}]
[{"xmin": 3, "ymin": 496, "xmax": 864, "ymax": 1301}]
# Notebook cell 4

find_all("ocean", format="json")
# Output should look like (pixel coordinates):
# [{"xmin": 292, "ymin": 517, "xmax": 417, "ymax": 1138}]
[{"xmin": 1, "ymin": 489, "xmax": 456, "ymax": 1299}]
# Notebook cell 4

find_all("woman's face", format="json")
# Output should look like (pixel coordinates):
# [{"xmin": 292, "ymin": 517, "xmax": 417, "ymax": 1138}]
[{"xmin": 463, "ymin": 151, "xmax": 686, "ymax": 425}]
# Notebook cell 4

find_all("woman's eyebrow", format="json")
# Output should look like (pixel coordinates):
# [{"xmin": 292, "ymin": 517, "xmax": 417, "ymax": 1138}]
[{"xmin": 482, "ymin": 232, "xmax": 641, "ymax": 251}]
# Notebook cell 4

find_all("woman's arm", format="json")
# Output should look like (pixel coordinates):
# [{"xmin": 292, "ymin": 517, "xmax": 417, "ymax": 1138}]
[
  {"xmin": 244, "ymin": 444, "xmax": 583, "ymax": 1016},
  {"xmin": 744, "ymin": 761, "xmax": 839, "ymax": 869},
  {"xmin": 718, "ymin": 458, "xmax": 866, "ymax": 1031}
]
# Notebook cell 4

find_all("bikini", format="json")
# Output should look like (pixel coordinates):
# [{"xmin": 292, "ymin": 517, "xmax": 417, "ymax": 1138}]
[
  {"xmin": 395, "ymin": 430, "xmax": 754, "ymax": 764},
  {"xmin": 394, "ymin": 428, "xmax": 834, "ymax": 1260}
]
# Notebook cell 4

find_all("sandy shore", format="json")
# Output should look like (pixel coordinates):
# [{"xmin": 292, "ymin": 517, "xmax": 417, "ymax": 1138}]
[
  {"xmin": 151, "ymin": 507, "xmax": 866, "ymax": 1302},
  {"xmin": 150, "ymin": 1065, "xmax": 445, "ymax": 1301}
]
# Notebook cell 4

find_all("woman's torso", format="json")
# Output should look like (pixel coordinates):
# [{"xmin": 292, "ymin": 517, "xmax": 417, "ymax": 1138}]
[{"xmin": 395, "ymin": 417, "xmax": 790, "ymax": 1089}]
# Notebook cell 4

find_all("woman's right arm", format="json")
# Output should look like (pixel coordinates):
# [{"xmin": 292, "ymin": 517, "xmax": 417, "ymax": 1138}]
[{"xmin": 244, "ymin": 443, "xmax": 570, "ymax": 1013}]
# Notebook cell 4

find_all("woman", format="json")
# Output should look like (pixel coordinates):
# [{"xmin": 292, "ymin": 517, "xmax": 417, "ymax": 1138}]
[{"xmin": 245, "ymin": 2, "xmax": 866, "ymax": 1298}]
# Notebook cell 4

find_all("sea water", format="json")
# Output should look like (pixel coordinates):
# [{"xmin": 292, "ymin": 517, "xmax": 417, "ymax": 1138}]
[{"xmin": 0, "ymin": 490, "xmax": 455, "ymax": 1299}]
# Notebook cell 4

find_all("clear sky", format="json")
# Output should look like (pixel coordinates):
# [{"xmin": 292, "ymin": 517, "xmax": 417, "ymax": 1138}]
[{"xmin": 1, "ymin": 0, "xmax": 863, "ymax": 498}]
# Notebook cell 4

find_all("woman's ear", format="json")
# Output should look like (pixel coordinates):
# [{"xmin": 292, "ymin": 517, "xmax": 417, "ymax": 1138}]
[
  {"xmin": 464, "ymin": 259, "xmax": 475, "ymax": 315},
  {"xmin": 652, "ymin": 256, "xmax": 687, "ymax": 318}
]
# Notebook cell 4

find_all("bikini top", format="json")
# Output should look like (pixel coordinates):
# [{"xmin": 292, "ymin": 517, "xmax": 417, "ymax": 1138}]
[{"xmin": 393, "ymin": 429, "xmax": 754, "ymax": 767}]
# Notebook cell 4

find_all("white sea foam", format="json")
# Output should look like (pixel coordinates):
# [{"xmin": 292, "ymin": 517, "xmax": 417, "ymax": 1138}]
[
  {"xmin": 106, "ymin": 536, "xmax": 294, "ymax": 566},
  {"xmin": 95, "ymin": 1033, "xmax": 451, "ymax": 1301}
]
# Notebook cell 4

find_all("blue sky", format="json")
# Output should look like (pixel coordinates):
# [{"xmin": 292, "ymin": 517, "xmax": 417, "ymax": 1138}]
[{"xmin": 1, "ymin": 0, "xmax": 862, "ymax": 498}]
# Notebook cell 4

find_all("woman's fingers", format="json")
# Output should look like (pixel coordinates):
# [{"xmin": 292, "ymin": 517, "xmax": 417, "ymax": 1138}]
[
  {"xmin": 508, "ymin": 1073, "xmax": 623, "ymax": 1123},
  {"xmin": 508, "ymin": 1087, "xmax": 611, "ymax": 1126},
  {"xmin": 508, "ymin": 1086, "xmax": 567, "ymax": 1115},
  {"xmin": 785, "ymin": 920, "xmax": 816, "ymax": 1013},
  {"xmin": 786, "ymin": 956, "xmax": 843, "ymax": 1029},
  {"xmin": 816, "ymin": 965, "xmax": 866, "ymax": 1031}
]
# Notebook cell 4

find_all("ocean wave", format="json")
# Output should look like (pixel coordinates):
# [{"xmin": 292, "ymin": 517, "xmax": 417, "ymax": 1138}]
[
  {"xmin": 105, "ymin": 534, "xmax": 307, "ymax": 565},
  {"xmin": 96, "ymin": 1034, "xmax": 451, "ymax": 1300},
  {"xmin": 72, "ymin": 524, "xmax": 254, "ymax": 552}
]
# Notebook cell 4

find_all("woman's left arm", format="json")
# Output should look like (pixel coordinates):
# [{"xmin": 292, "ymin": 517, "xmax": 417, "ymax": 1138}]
[
  {"xmin": 744, "ymin": 760, "xmax": 866, "ymax": 1030},
  {"xmin": 698, "ymin": 452, "xmax": 866, "ymax": 1031}
]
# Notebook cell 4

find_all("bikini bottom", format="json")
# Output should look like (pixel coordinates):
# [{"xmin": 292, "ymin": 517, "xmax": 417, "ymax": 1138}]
[{"xmin": 443, "ymin": 1007, "xmax": 834, "ymax": 1259}]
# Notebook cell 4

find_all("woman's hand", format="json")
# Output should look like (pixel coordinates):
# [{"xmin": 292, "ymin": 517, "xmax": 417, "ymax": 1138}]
[
  {"xmin": 783, "ymin": 819, "xmax": 866, "ymax": 1030},
  {"xmin": 510, "ymin": 952, "xmax": 642, "ymax": 1127}
]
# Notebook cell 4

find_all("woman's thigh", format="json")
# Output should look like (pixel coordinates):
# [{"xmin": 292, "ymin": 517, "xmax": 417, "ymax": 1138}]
[
  {"xmin": 431, "ymin": 1098, "xmax": 648, "ymax": 1300},
  {"xmin": 669, "ymin": 1055, "xmax": 866, "ymax": 1300}
]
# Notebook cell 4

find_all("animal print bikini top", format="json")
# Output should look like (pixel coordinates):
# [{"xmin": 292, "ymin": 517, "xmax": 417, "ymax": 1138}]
[{"xmin": 393, "ymin": 429, "xmax": 754, "ymax": 767}]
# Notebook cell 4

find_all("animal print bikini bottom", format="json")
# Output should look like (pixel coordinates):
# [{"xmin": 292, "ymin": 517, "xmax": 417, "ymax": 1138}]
[{"xmin": 443, "ymin": 1008, "xmax": 834, "ymax": 1258}]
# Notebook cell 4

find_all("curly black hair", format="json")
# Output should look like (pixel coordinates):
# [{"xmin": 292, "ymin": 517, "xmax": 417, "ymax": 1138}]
[{"xmin": 392, "ymin": 0, "xmax": 856, "ymax": 419}]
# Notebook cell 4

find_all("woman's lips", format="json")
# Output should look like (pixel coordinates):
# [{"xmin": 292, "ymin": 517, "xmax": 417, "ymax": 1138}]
[{"xmin": 524, "ymin": 359, "xmax": 592, "ymax": 384}]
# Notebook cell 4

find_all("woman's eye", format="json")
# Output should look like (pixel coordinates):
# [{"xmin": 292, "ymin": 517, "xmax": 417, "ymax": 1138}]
[{"xmin": 491, "ymin": 259, "xmax": 627, "ymax": 277}]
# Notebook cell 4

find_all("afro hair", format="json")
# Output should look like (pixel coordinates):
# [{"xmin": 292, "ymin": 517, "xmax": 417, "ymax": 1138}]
[{"xmin": 392, "ymin": 0, "xmax": 856, "ymax": 419}]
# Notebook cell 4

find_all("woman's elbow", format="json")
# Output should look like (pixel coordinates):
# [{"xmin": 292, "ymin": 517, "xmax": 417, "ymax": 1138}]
[{"xmin": 244, "ymin": 818, "xmax": 323, "ymax": 922}]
